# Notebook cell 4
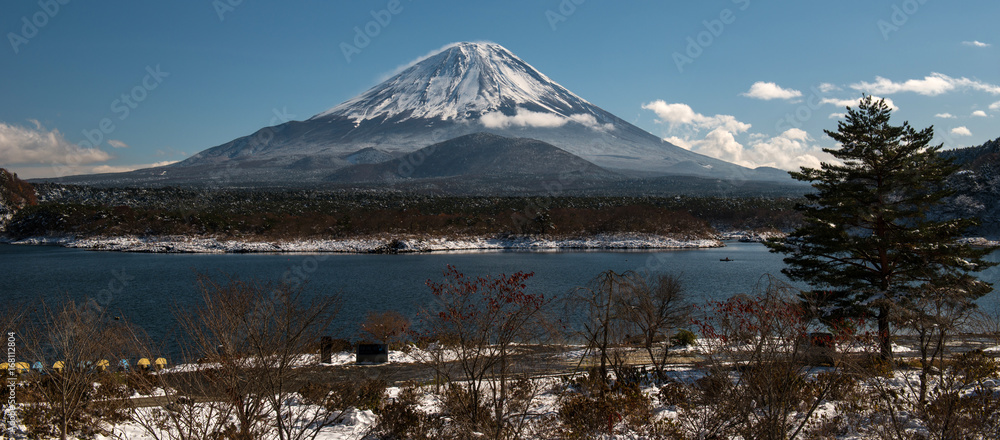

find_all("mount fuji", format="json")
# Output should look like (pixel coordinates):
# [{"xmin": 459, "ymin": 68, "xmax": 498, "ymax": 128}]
[{"xmin": 49, "ymin": 42, "xmax": 787, "ymax": 188}]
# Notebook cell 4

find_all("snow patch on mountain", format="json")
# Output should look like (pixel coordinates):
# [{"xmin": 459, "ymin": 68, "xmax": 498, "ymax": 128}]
[{"xmin": 313, "ymin": 42, "xmax": 613, "ymax": 132}]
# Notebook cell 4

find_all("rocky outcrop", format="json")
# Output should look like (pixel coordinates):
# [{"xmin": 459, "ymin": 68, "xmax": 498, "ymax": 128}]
[{"xmin": 0, "ymin": 169, "xmax": 37, "ymax": 232}]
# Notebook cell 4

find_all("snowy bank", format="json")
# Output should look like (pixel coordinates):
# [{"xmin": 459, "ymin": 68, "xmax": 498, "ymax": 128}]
[{"xmin": 1, "ymin": 233, "xmax": 723, "ymax": 254}]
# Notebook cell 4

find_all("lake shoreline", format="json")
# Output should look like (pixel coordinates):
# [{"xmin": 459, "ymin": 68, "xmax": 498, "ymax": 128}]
[{"xmin": 0, "ymin": 233, "xmax": 727, "ymax": 254}]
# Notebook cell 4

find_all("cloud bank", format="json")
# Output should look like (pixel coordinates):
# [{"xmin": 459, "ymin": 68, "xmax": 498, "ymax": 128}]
[
  {"xmin": 644, "ymin": 101, "xmax": 830, "ymax": 171},
  {"xmin": 850, "ymin": 73, "xmax": 1000, "ymax": 96},
  {"xmin": 0, "ymin": 121, "xmax": 111, "ymax": 166}
]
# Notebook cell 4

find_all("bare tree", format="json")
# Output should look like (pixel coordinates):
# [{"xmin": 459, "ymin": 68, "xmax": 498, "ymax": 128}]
[
  {"xmin": 174, "ymin": 273, "xmax": 342, "ymax": 440},
  {"xmin": 120, "ymin": 323, "xmax": 236, "ymax": 440},
  {"xmin": 20, "ymin": 299, "xmax": 135, "ymax": 439},
  {"xmin": 568, "ymin": 270, "xmax": 636, "ymax": 384},
  {"xmin": 617, "ymin": 273, "xmax": 692, "ymax": 380},
  {"xmin": 896, "ymin": 279, "xmax": 985, "ymax": 405}
]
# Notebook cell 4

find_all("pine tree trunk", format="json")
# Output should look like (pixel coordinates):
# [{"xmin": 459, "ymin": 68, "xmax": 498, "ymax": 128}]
[{"xmin": 878, "ymin": 305, "xmax": 892, "ymax": 361}]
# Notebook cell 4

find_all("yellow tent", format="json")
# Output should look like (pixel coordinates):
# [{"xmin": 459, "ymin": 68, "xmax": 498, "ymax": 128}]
[
  {"xmin": 53, "ymin": 361, "xmax": 64, "ymax": 372},
  {"xmin": 0, "ymin": 363, "xmax": 7, "ymax": 371},
  {"xmin": 137, "ymin": 358, "xmax": 151, "ymax": 369},
  {"xmin": 14, "ymin": 362, "xmax": 29, "ymax": 373},
  {"xmin": 95, "ymin": 359, "xmax": 110, "ymax": 371},
  {"xmin": 154, "ymin": 358, "xmax": 167, "ymax": 369}
]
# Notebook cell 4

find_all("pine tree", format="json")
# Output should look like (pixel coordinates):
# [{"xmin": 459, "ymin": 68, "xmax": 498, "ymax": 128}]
[{"xmin": 767, "ymin": 96, "xmax": 994, "ymax": 360}]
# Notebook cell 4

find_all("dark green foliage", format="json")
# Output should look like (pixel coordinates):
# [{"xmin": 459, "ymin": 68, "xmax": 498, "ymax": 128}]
[
  {"xmin": 671, "ymin": 328, "xmax": 697, "ymax": 347},
  {"xmin": 768, "ymin": 96, "xmax": 995, "ymax": 359},
  {"xmin": 8, "ymin": 183, "xmax": 802, "ymax": 240}
]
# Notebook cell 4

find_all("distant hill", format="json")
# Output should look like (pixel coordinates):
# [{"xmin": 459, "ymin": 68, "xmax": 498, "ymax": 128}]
[{"xmin": 941, "ymin": 137, "xmax": 1000, "ymax": 237}]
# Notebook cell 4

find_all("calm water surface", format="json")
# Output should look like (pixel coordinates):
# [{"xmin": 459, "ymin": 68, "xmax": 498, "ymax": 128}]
[{"xmin": 3, "ymin": 242, "xmax": 999, "ymax": 360}]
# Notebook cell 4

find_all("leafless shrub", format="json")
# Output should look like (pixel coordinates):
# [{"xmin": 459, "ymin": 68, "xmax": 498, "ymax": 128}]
[
  {"xmin": 18, "ymin": 299, "xmax": 137, "ymax": 439},
  {"xmin": 142, "ymin": 273, "xmax": 344, "ymax": 440}
]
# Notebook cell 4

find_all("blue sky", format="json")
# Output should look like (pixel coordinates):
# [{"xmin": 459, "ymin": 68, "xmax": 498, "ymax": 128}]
[{"xmin": 2, "ymin": 0, "xmax": 998, "ymax": 178}]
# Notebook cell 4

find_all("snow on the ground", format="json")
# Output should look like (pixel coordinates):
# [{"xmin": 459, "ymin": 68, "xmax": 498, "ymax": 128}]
[
  {"xmin": 3, "ymin": 233, "xmax": 723, "ymax": 254},
  {"xmin": 12, "ymin": 343, "xmax": 1000, "ymax": 439},
  {"xmin": 160, "ymin": 346, "xmax": 460, "ymax": 374},
  {"xmin": 718, "ymin": 230, "xmax": 787, "ymax": 242}
]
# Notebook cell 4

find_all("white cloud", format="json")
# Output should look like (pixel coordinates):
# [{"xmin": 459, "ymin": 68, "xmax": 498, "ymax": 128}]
[
  {"xmin": 663, "ymin": 136, "xmax": 693, "ymax": 150},
  {"xmin": 972, "ymin": 110, "xmax": 988, "ymax": 117},
  {"xmin": 828, "ymin": 113, "xmax": 847, "ymax": 119},
  {"xmin": 91, "ymin": 161, "xmax": 178, "ymax": 174},
  {"xmin": 480, "ymin": 108, "xmax": 613, "ymax": 131},
  {"xmin": 935, "ymin": 113, "xmax": 956, "ymax": 119},
  {"xmin": 850, "ymin": 73, "xmax": 1000, "ymax": 96},
  {"xmin": 481, "ymin": 108, "xmax": 566, "ymax": 129},
  {"xmin": 741, "ymin": 82, "xmax": 803, "ymax": 100},
  {"xmin": 951, "ymin": 126, "xmax": 972, "ymax": 136},
  {"xmin": 641, "ymin": 101, "xmax": 751, "ymax": 133},
  {"xmin": 989, "ymin": 101, "xmax": 1000, "ymax": 111},
  {"xmin": 0, "ymin": 121, "xmax": 111, "ymax": 166},
  {"xmin": 566, "ymin": 113, "xmax": 615, "ymax": 131},
  {"xmin": 11, "ymin": 161, "xmax": 179, "ymax": 179},
  {"xmin": 664, "ymin": 128, "xmax": 831, "ymax": 171},
  {"xmin": 963, "ymin": 40, "xmax": 991, "ymax": 48},
  {"xmin": 748, "ymin": 129, "xmax": 827, "ymax": 171},
  {"xmin": 694, "ymin": 128, "xmax": 749, "ymax": 166},
  {"xmin": 820, "ymin": 96, "xmax": 898, "ymax": 111},
  {"xmin": 818, "ymin": 83, "xmax": 841, "ymax": 93},
  {"xmin": 107, "ymin": 139, "xmax": 129, "ymax": 149}
]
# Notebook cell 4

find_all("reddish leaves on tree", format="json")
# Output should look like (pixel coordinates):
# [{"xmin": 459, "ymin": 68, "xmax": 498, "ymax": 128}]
[{"xmin": 426, "ymin": 265, "xmax": 542, "ymax": 325}]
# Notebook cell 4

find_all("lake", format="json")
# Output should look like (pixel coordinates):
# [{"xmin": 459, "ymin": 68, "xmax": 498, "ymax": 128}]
[{"xmin": 3, "ymin": 242, "xmax": 999, "ymax": 360}]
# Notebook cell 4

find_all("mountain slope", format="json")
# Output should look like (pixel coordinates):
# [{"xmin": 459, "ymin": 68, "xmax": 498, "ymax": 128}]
[{"xmin": 327, "ymin": 132, "xmax": 618, "ymax": 183}]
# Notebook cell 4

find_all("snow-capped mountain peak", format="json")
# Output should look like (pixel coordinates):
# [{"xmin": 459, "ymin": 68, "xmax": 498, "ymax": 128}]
[{"xmin": 313, "ymin": 42, "xmax": 606, "ymax": 128}]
